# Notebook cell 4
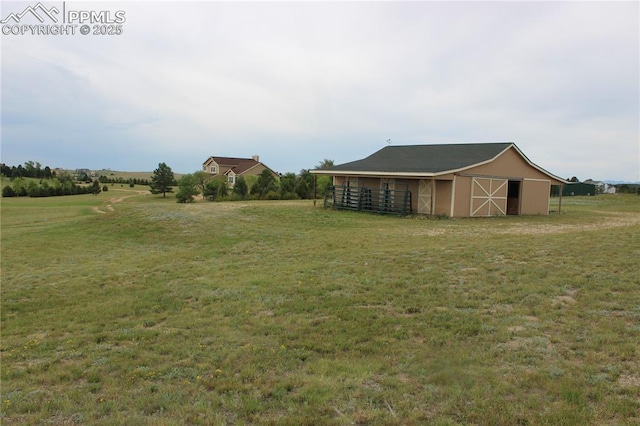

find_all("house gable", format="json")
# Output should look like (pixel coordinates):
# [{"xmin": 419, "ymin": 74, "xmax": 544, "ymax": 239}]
[
  {"xmin": 202, "ymin": 155, "xmax": 279, "ymax": 183},
  {"xmin": 203, "ymin": 158, "xmax": 220, "ymax": 174}
]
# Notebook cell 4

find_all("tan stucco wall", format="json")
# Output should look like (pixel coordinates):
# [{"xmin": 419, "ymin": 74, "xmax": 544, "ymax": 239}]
[
  {"xmin": 466, "ymin": 147, "xmax": 557, "ymax": 181},
  {"xmin": 434, "ymin": 180, "xmax": 452, "ymax": 216},
  {"xmin": 246, "ymin": 164, "xmax": 270, "ymax": 177},
  {"xmin": 452, "ymin": 175, "xmax": 472, "ymax": 217}
]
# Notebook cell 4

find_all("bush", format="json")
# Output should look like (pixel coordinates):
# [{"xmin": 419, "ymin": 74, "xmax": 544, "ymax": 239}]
[
  {"xmin": 103, "ymin": 185, "xmax": 109, "ymax": 192},
  {"xmin": 281, "ymin": 192, "xmax": 300, "ymax": 200},
  {"xmin": 226, "ymin": 193, "xmax": 245, "ymax": 202},
  {"xmin": 233, "ymin": 176, "xmax": 248, "ymax": 198},
  {"xmin": 264, "ymin": 190, "xmax": 281, "ymax": 200},
  {"xmin": 176, "ymin": 193, "xmax": 195, "ymax": 203},
  {"xmin": 2, "ymin": 185, "xmax": 16, "ymax": 197}
]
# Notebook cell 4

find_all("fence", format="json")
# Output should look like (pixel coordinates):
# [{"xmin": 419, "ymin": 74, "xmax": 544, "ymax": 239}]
[{"xmin": 324, "ymin": 185, "xmax": 413, "ymax": 216}]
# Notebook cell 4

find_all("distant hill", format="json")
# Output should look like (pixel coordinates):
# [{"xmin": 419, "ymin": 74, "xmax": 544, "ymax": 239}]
[
  {"xmin": 93, "ymin": 170, "xmax": 183, "ymax": 180},
  {"xmin": 93, "ymin": 170, "xmax": 154, "ymax": 180}
]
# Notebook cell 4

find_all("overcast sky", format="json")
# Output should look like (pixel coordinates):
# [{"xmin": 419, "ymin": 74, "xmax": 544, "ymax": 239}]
[{"xmin": 1, "ymin": 1, "xmax": 638, "ymax": 181}]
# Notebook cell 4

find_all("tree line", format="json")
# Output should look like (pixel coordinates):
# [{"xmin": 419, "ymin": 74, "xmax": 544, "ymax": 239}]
[
  {"xmin": 1, "ymin": 161, "xmax": 105, "ymax": 198},
  {"xmin": 2, "ymin": 175, "xmax": 102, "ymax": 197},
  {"xmin": 1, "ymin": 161, "xmax": 54, "ymax": 179},
  {"xmin": 97, "ymin": 175, "xmax": 151, "ymax": 186},
  {"xmin": 149, "ymin": 161, "xmax": 334, "ymax": 203}
]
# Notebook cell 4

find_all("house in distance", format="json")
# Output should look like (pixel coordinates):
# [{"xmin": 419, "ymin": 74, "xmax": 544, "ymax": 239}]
[
  {"xmin": 312, "ymin": 143, "xmax": 567, "ymax": 218},
  {"xmin": 202, "ymin": 155, "xmax": 278, "ymax": 187}
]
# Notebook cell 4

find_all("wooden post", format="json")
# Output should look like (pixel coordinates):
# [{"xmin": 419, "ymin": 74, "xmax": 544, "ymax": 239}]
[
  {"xmin": 558, "ymin": 184, "xmax": 563, "ymax": 214},
  {"xmin": 313, "ymin": 175, "xmax": 317, "ymax": 207},
  {"xmin": 431, "ymin": 178, "xmax": 436, "ymax": 217}
]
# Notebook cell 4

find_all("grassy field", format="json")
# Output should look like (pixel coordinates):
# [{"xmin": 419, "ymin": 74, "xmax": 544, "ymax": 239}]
[{"xmin": 1, "ymin": 191, "xmax": 639, "ymax": 425}]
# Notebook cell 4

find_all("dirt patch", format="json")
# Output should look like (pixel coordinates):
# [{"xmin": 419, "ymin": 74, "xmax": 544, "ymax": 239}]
[
  {"xmin": 552, "ymin": 288, "xmax": 578, "ymax": 306},
  {"xmin": 400, "ymin": 211, "xmax": 640, "ymax": 240},
  {"xmin": 618, "ymin": 374, "xmax": 640, "ymax": 388},
  {"xmin": 93, "ymin": 190, "xmax": 149, "ymax": 214},
  {"xmin": 552, "ymin": 295, "xmax": 577, "ymax": 305},
  {"xmin": 109, "ymin": 190, "xmax": 150, "ymax": 204},
  {"xmin": 499, "ymin": 212, "xmax": 640, "ymax": 236}
]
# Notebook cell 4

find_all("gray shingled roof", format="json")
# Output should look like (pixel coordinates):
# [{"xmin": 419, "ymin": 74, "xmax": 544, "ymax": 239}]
[{"xmin": 328, "ymin": 143, "xmax": 514, "ymax": 174}]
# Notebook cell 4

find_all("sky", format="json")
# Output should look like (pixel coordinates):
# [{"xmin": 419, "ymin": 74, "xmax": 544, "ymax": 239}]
[{"xmin": 1, "ymin": 1, "xmax": 639, "ymax": 182}]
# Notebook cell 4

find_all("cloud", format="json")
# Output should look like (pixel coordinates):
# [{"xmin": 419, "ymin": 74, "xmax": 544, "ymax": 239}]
[{"xmin": 1, "ymin": 1, "xmax": 638, "ymax": 181}]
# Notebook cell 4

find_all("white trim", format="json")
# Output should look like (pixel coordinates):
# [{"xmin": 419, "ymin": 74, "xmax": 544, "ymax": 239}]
[
  {"xmin": 450, "ymin": 175, "xmax": 456, "ymax": 217},
  {"xmin": 522, "ymin": 177, "xmax": 551, "ymax": 182},
  {"xmin": 431, "ymin": 178, "xmax": 436, "ymax": 216}
]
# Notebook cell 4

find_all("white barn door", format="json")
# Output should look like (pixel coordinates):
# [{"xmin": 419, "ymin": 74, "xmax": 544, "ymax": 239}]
[
  {"xmin": 418, "ymin": 180, "xmax": 432, "ymax": 214},
  {"xmin": 470, "ymin": 177, "xmax": 508, "ymax": 217}
]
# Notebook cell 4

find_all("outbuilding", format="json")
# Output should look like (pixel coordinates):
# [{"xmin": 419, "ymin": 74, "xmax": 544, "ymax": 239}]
[{"xmin": 311, "ymin": 143, "xmax": 566, "ymax": 217}]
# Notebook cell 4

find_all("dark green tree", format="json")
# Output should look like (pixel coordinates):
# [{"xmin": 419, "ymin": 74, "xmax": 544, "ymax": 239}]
[
  {"xmin": 2, "ymin": 185, "xmax": 16, "ymax": 197},
  {"xmin": 176, "ymin": 174, "xmax": 199, "ymax": 203},
  {"xmin": 91, "ymin": 180, "xmax": 102, "ymax": 195},
  {"xmin": 193, "ymin": 171, "xmax": 212, "ymax": 198},
  {"xmin": 280, "ymin": 172, "xmax": 297, "ymax": 198},
  {"xmin": 251, "ymin": 169, "xmax": 278, "ymax": 198},
  {"xmin": 315, "ymin": 159, "xmax": 334, "ymax": 170},
  {"xmin": 296, "ymin": 169, "xmax": 314, "ymax": 199},
  {"xmin": 149, "ymin": 162, "xmax": 175, "ymax": 198},
  {"xmin": 203, "ymin": 180, "xmax": 219, "ymax": 200},
  {"xmin": 1, "ymin": 163, "xmax": 12, "ymax": 177},
  {"xmin": 217, "ymin": 177, "xmax": 228, "ymax": 198},
  {"xmin": 233, "ymin": 176, "xmax": 248, "ymax": 198}
]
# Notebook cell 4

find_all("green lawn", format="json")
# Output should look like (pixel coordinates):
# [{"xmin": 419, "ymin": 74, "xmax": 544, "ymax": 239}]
[{"xmin": 1, "ymin": 193, "xmax": 639, "ymax": 425}]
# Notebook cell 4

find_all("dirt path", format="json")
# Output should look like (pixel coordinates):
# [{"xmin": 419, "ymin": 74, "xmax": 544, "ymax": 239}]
[{"xmin": 92, "ymin": 190, "xmax": 150, "ymax": 214}]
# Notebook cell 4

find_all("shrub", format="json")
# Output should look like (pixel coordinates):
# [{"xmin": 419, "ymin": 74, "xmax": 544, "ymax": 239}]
[
  {"xmin": 264, "ymin": 190, "xmax": 281, "ymax": 200},
  {"xmin": 176, "ymin": 193, "xmax": 195, "ymax": 203},
  {"xmin": 281, "ymin": 192, "xmax": 300, "ymax": 200},
  {"xmin": 2, "ymin": 185, "xmax": 16, "ymax": 197},
  {"xmin": 233, "ymin": 176, "xmax": 248, "ymax": 198},
  {"xmin": 226, "ymin": 193, "xmax": 245, "ymax": 202}
]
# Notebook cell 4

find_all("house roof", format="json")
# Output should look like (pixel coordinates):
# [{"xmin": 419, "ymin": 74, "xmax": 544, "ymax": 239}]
[
  {"xmin": 203, "ymin": 156, "xmax": 278, "ymax": 176},
  {"xmin": 313, "ymin": 142, "xmax": 566, "ymax": 183}
]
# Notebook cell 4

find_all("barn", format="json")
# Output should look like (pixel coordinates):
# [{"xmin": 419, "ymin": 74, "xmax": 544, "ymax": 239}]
[{"xmin": 311, "ymin": 143, "xmax": 566, "ymax": 217}]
